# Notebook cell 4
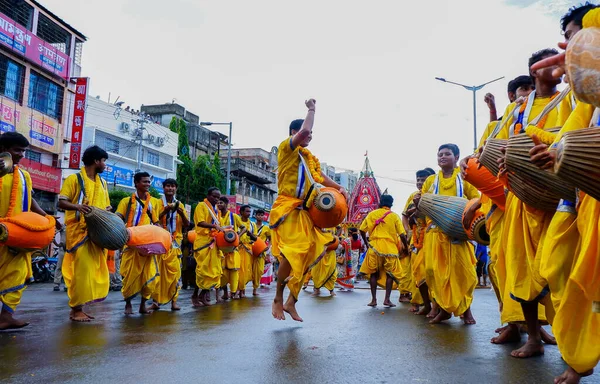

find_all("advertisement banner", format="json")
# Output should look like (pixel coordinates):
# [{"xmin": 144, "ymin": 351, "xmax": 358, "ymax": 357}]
[
  {"xmin": 223, "ymin": 195, "xmax": 238, "ymax": 214},
  {"xmin": 69, "ymin": 78, "xmax": 88, "ymax": 168},
  {"xmin": 0, "ymin": 12, "xmax": 70, "ymax": 79},
  {"xmin": 0, "ymin": 98, "xmax": 62, "ymax": 153},
  {"xmin": 151, "ymin": 176, "xmax": 164, "ymax": 194},
  {"xmin": 103, "ymin": 164, "xmax": 134, "ymax": 188},
  {"xmin": 19, "ymin": 158, "xmax": 61, "ymax": 193}
]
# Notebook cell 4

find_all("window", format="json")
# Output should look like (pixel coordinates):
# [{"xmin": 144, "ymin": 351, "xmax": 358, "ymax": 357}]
[
  {"xmin": 0, "ymin": 55, "xmax": 24, "ymax": 101},
  {"xmin": 105, "ymin": 137, "xmax": 120, "ymax": 154},
  {"xmin": 0, "ymin": 0, "xmax": 34, "ymax": 30},
  {"xmin": 28, "ymin": 71, "xmax": 64, "ymax": 120},
  {"xmin": 36, "ymin": 13, "xmax": 71, "ymax": 54},
  {"xmin": 147, "ymin": 151, "xmax": 159, "ymax": 166},
  {"xmin": 25, "ymin": 150, "xmax": 41, "ymax": 163}
]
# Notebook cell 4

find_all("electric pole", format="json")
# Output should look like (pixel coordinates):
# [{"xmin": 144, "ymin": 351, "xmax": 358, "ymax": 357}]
[{"xmin": 132, "ymin": 114, "xmax": 151, "ymax": 173}]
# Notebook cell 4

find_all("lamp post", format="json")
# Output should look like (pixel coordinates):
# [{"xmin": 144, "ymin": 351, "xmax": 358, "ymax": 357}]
[
  {"xmin": 435, "ymin": 76, "xmax": 504, "ymax": 151},
  {"xmin": 200, "ymin": 121, "xmax": 233, "ymax": 195}
]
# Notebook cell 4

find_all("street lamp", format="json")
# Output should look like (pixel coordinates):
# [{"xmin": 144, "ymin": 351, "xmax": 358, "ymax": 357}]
[
  {"xmin": 200, "ymin": 121, "xmax": 233, "ymax": 195},
  {"xmin": 435, "ymin": 76, "xmax": 504, "ymax": 151}
]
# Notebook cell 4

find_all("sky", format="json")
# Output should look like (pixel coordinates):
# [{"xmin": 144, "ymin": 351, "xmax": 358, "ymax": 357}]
[{"xmin": 42, "ymin": 0, "xmax": 582, "ymax": 208}]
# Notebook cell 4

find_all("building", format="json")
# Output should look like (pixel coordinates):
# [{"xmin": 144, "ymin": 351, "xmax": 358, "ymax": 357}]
[
  {"xmin": 335, "ymin": 170, "xmax": 358, "ymax": 193},
  {"xmin": 65, "ymin": 96, "xmax": 179, "ymax": 194},
  {"xmin": 0, "ymin": 0, "xmax": 86, "ymax": 213},
  {"xmin": 222, "ymin": 147, "xmax": 278, "ymax": 215},
  {"xmin": 141, "ymin": 103, "xmax": 226, "ymax": 160}
]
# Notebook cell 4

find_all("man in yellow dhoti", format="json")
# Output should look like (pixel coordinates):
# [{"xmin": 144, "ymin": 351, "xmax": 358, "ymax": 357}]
[
  {"xmin": 192, "ymin": 187, "xmax": 224, "ymax": 307},
  {"xmin": 359, "ymin": 195, "xmax": 407, "ymax": 308},
  {"xmin": 238, "ymin": 204, "xmax": 258, "ymax": 297},
  {"xmin": 116, "ymin": 172, "xmax": 160, "ymax": 315},
  {"xmin": 0, "ymin": 133, "xmax": 52, "ymax": 330},
  {"xmin": 527, "ymin": 5, "xmax": 600, "ymax": 382},
  {"xmin": 58, "ymin": 145, "xmax": 111, "ymax": 322},
  {"xmin": 310, "ymin": 227, "xmax": 341, "ymax": 297},
  {"xmin": 402, "ymin": 168, "xmax": 434, "ymax": 314},
  {"xmin": 270, "ymin": 99, "xmax": 347, "ymax": 322},
  {"xmin": 150, "ymin": 178, "xmax": 189, "ymax": 311},
  {"xmin": 417, "ymin": 144, "xmax": 479, "ymax": 325},
  {"xmin": 255, "ymin": 209, "xmax": 273, "ymax": 287},
  {"xmin": 217, "ymin": 196, "xmax": 244, "ymax": 300}
]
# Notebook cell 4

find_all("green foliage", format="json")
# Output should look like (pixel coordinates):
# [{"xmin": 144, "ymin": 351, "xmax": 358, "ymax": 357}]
[
  {"xmin": 109, "ymin": 189, "xmax": 130, "ymax": 211},
  {"xmin": 149, "ymin": 186, "xmax": 161, "ymax": 199}
]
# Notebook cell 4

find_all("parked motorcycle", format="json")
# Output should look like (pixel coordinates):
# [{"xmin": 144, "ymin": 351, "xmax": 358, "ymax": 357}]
[{"xmin": 31, "ymin": 250, "xmax": 54, "ymax": 283}]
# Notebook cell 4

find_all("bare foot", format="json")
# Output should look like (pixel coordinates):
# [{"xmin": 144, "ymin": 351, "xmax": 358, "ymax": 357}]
[
  {"xmin": 240, "ymin": 290, "xmax": 246, "ymax": 298},
  {"xmin": 329, "ymin": 290, "xmax": 336, "ymax": 297},
  {"xmin": 554, "ymin": 367, "xmax": 593, "ymax": 384},
  {"xmin": 462, "ymin": 308, "xmax": 476, "ymax": 325},
  {"xmin": 429, "ymin": 310, "xmax": 451, "ymax": 324},
  {"xmin": 399, "ymin": 294, "xmax": 411, "ymax": 303},
  {"xmin": 149, "ymin": 303, "xmax": 160, "ymax": 311},
  {"xmin": 70, "ymin": 308, "xmax": 91, "ymax": 323},
  {"xmin": 540, "ymin": 327, "xmax": 557, "ymax": 345},
  {"xmin": 283, "ymin": 301, "xmax": 304, "ymax": 322},
  {"xmin": 215, "ymin": 294, "xmax": 224, "ymax": 304},
  {"xmin": 0, "ymin": 313, "xmax": 30, "ymax": 330},
  {"xmin": 124, "ymin": 301, "xmax": 134, "ymax": 315},
  {"xmin": 253, "ymin": 289, "xmax": 259, "ymax": 296},
  {"xmin": 272, "ymin": 299, "xmax": 285, "ymax": 320},
  {"xmin": 192, "ymin": 296, "xmax": 204, "ymax": 308},
  {"xmin": 409, "ymin": 305, "xmax": 420, "ymax": 313},
  {"xmin": 495, "ymin": 325, "xmax": 509, "ymax": 334},
  {"xmin": 82, "ymin": 311, "xmax": 95, "ymax": 320},
  {"xmin": 139, "ymin": 304, "xmax": 154, "ymax": 315},
  {"xmin": 311, "ymin": 288, "xmax": 321, "ymax": 297},
  {"xmin": 510, "ymin": 339, "xmax": 544, "ymax": 358},
  {"xmin": 383, "ymin": 300, "xmax": 396, "ymax": 308},
  {"xmin": 171, "ymin": 302, "xmax": 181, "ymax": 311},
  {"xmin": 367, "ymin": 300, "xmax": 377, "ymax": 307},
  {"xmin": 415, "ymin": 305, "xmax": 431, "ymax": 316},
  {"xmin": 491, "ymin": 324, "xmax": 521, "ymax": 344},
  {"xmin": 426, "ymin": 307, "xmax": 440, "ymax": 319}
]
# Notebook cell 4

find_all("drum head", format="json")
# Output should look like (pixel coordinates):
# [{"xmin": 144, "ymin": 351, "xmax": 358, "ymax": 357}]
[
  {"xmin": 224, "ymin": 231, "xmax": 237, "ymax": 243},
  {"xmin": 315, "ymin": 191, "xmax": 336, "ymax": 211}
]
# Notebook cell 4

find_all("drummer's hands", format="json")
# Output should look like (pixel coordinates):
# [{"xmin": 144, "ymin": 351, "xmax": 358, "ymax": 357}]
[
  {"xmin": 529, "ymin": 134, "xmax": 556, "ymax": 170},
  {"xmin": 462, "ymin": 198, "xmax": 481, "ymax": 230},
  {"xmin": 530, "ymin": 42, "xmax": 567, "ymax": 79},
  {"xmin": 76, "ymin": 204, "xmax": 92, "ymax": 214},
  {"xmin": 497, "ymin": 146, "xmax": 508, "ymax": 176},
  {"xmin": 459, "ymin": 155, "xmax": 473, "ymax": 178},
  {"xmin": 515, "ymin": 96, "xmax": 527, "ymax": 106},
  {"xmin": 413, "ymin": 192, "xmax": 422, "ymax": 208},
  {"xmin": 54, "ymin": 217, "xmax": 63, "ymax": 231},
  {"xmin": 305, "ymin": 98, "xmax": 316, "ymax": 111},
  {"xmin": 339, "ymin": 187, "xmax": 349, "ymax": 201}
]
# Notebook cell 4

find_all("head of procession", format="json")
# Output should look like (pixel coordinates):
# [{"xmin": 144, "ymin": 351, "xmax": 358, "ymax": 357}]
[
  {"xmin": 0, "ymin": 132, "xmax": 29, "ymax": 166},
  {"xmin": 416, "ymin": 168, "xmax": 436, "ymax": 190},
  {"xmin": 162, "ymin": 178, "xmax": 178, "ymax": 199},
  {"xmin": 289, "ymin": 119, "xmax": 312, "ymax": 148},
  {"xmin": 207, "ymin": 187, "xmax": 221, "ymax": 206},
  {"xmin": 82, "ymin": 145, "xmax": 109, "ymax": 175},
  {"xmin": 437, "ymin": 144, "xmax": 460, "ymax": 171}
]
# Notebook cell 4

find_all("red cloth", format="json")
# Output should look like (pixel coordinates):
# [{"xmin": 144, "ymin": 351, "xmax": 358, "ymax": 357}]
[{"xmin": 351, "ymin": 239, "xmax": 362, "ymax": 250}]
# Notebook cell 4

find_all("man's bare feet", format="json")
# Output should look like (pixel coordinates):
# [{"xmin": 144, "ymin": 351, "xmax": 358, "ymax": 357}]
[
  {"xmin": 311, "ymin": 288, "xmax": 321, "ymax": 297},
  {"xmin": 240, "ymin": 290, "xmax": 246, "ymax": 298},
  {"xmin": 426, "ymin": 306, "xmax": 440, "ymax": 318},
  {"xmin": 82, "ymin": 310, "xmax": 95, "ymax": 320},
  {"xmin": 383, "ymin": 299, "xmax": 396, "ymax": 308},
  {"xmin": 495, "ymin": 325, "xmax": 509, "ymax": 334},
  {"xmin": 367, "ymin": 300, "xmax": 377, "ymax": 307},
  {"xmin": 139, "ymin": 302, "xmax": 153, "ymax": 315},
  {"xmin": 70, "ymin": 308, "xmax": 91, "ymax": 323},
  {"xmin": 191, "ymin": 295, "xmax": 204, "ymax": 308},
  {"xmin": 510, "ymin": 339, "xmax": 544, "ymax": 358},
  {"xmin": 540, "ymin": 327, "xmax": 557, "ymax": 345},
  {"xmin": 171, "ymin": 301, "xmax": 181, "ymax": 311},
  {"xmin": 149, "ymin": 303, "xmax": 160, "ymax": 311},
  {"xmin": 491, "ymin": 324, "xmax": 521, "ymax": 344},
  {"xmin": 272, "ymin": 298, "xmax": 285, "ymax": 320},
  {"xmin": 329, "ymin": 290, "xmax": 336, "ymax": 297},
  {"xmin": 554, "ymin": 367, "xmax": 593, "ymax": 384},
  {"xmin": 462, "ymin": 308, "xmax": 476, "ymax": 325},
  {"xmin": 0, "ymin": 310, "xmax": 30, "ymax": 330},
  {"xmin": 215, "ymin": 294, "xmax": 224, "ymax": 304},
  {"xmin": 415, "ymin": 304, "xmax": 431, "ymax": 316},
  {"xmin": 124, "ymin": 301, "xmax": 134, "ymax": 315},
  {"xmin": 399, "ymin": 294, "xmax": 411, "ymax": 303},
  {"xmin": 253, "ymin": 288, "xmax": 259, "ymax": 296},
  {"xmin": 283, "ymin": 301, "xmax": 303, "ymax": 322},
  {"xmin": 409, "ymin": 304, "xmax": 420, "ymax": 313},
  {"xmin": 429, "ymin": 309, "xmax": 451, "ymax": 324}
]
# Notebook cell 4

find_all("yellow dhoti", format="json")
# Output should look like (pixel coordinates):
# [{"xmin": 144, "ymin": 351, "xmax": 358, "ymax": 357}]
[
  {"xmin": 0, "ymin": 247, "xmax": 31, "ymax": 313},
  {"xmin": 237, "ymin": 245, "xmax": 253, "ymax": 291},
  {"xmin": 151, "ymin": 247, "xmax": 181, "ymax": 305},
  {"xmin": 358, "ymin": 239, "xmax": 402, "ymax": 289},
  {"xmin": 120, "ymin": 248, "xmax": 158, "ymax": 300},
  {"xmin": 398, "ymin": 255, "xmax": 413, "ymax": 294},
  {"xmin": 424, "ymin": 229, "xmax": 477, "ymax": 316},
  {"xmin": 311, "ymin": 250, "xmax": 337, "ymax": 290},
  {"xmin": 193, "ymin": 241, "xmax": 222, "ymax": 290},
  {"xmin": 486, "ymin": 206, "xmax": 504, "ymax": 305},
  {"xmin": 63, "ymin": 240, "xmax": 109, "ymax": 308},
  {"xmin": 252, "ymin": 256, "xmax": 265, "ymax": 289},
  {"xmin": 221, "ymin": 249, "xmax": 240, "ymax": 291}
]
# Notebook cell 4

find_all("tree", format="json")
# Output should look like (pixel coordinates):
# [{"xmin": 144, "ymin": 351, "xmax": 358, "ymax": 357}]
[{"xmin": 109, "ymin": 189, "xmax": 130, "ymax": 211}]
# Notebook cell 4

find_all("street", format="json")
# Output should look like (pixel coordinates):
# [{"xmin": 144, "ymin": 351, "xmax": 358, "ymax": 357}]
[{"xmin": 0, "ymin": 284, "xmax": 591, "ymax": 384}]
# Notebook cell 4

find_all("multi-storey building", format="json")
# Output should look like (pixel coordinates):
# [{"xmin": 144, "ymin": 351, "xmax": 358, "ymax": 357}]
[
  {"xmin": 335, "ymin": 170, "xmax": 358, "ymax": 194},
  {"xmin": 0, "ymin": 0, "xmax": 86, "ymax": 213}
]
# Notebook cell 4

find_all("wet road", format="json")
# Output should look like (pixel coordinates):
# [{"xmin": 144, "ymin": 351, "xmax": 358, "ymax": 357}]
[{"xmin": 0, "ymin": 284, "xmax": 595, "ymax": 384}]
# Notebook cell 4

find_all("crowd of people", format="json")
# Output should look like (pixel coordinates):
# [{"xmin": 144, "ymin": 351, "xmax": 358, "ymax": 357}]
[{"xmin": 1, "ymin": 3, "xmax": 600, "ymax": 383}]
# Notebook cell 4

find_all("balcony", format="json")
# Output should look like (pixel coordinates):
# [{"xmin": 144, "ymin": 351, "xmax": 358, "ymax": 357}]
[{"xmin": 223, "ymin": 158, "xmax": 276, "ymax": 185}]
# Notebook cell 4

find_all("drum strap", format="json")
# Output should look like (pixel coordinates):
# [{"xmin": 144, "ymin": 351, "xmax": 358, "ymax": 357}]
[
  {"xmin": 299, "ymin": 153, "xmax": 318, "ymax": 210},
  {"xmin": 124, "ymin": 196, "xmax": 154, "ymax": 226}
]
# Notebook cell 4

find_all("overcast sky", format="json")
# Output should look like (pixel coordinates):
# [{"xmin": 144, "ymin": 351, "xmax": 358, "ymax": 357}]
[{"xmin": 43, "ymin": 0, "xmax": 580, "ymax": 208}]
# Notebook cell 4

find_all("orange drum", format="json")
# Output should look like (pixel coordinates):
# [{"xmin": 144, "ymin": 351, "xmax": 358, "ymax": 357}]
[
  {"xmin": 308, "ymin": 187, "xmax": 348, "ymax": 229},
  {"xmin": 252, "ymin": 237, "xmax": 268, "ymax": 257},
  {"xmin": 0, "ymin": 212, "xmax": 55, "ymax": 250},
  {"xmin": 326, "ymin": 236, "xmax": 340, "ymax": 251},
  {"xmin": 126, "ymin": 225, "xmax": 172, "ymax": 256},
  {"xmin": 187, "ymin": 231, "xmax": 197, "ymax": 244},
  {"xmin": 462, "ymin": 199, "xmax": 490, "ymax": 246},
  {"xmin": 464, "ymin": 157, "xmax": 506, "ymax": 211},
  {"xmin": 214, "ymin": 229, "xmax": 239, "ymax": 253}
]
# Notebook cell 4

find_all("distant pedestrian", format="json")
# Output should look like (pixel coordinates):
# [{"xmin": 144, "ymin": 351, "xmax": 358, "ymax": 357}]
[
  {"xmin": 475, "ymin": 244, "xmax": 489, "ymax": 288},
  {"xmin": 53, "ymin": 226, "xmax": 66, "ymax": 292}
]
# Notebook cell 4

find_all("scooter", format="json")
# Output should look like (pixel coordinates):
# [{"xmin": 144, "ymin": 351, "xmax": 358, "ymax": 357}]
[{"xmin": 31, "ymin": 250, "xmax": 54, "ymax": 283}]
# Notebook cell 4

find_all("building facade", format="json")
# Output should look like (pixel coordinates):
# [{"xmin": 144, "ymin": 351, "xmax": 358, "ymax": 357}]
[
  {"xmin": 335, "ymin": 170, "xmax": 358, "ymax": 194},
  {"xmin": 0, "ymin": 0, "xmax": 86, "ymax": 213},
  {"xmin": 64, "ymin": 96, "xmax": 179, "ymax": 194}
]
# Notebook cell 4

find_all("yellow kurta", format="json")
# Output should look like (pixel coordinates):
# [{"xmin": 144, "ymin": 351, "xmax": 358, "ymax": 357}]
[
  {"xmin": 193, "ymin": 201, "xmax": 223, "ymax": 290},
  {"xmin": 402, "ymin": 191, "xmax": 423, "ymax": 304},
  {"xmin": 59, "ymin": 171, "xmax": 111, "ymax": 308},
  {"xmin": 311, "ymin": 229, "xmax": 338, "ymax": 291},
  {"xmin": 421, "ymin": 170, "xmax": 479, "ymax": 316},
  {"xmin": 269, "ymin": 137, "xmax": 334, "ymax": 300},
  {"xmin": 252, "ymin": 223, "xmax": 271, "ymax": 288},
  {"xmin": 151, "ymin": 198, "xmax": 189, "ymax": 305},
  {"xmin": 0, "ymin": 167, "xmax": 33, "ymax": 313},
  {"xmin": 238, "ymin": 218, "xmax": 256, "ymax": 290},
  {"xmin": 219, "ymin": 210, "xmax": 242, "ymax": 291},
  {"xmin": 358, "ymin": 207, "xmax": 404, "ymax": 289},
  {"xmin": 117, "ymin": 195, "xmax": 160, "ymax": 300}
]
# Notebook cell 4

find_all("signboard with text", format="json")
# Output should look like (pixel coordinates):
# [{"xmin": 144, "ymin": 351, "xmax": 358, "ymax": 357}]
[
  {"xmin": 19, "ymin": 158, "xmax": 61, "ymax": 193},
  {"xmin": 0, "ymin": 12, "xmax": 70, "ymax": 79},
  {"xmin": 69, "ymin": 78, "xmax": 88, "ymax": 168}
]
